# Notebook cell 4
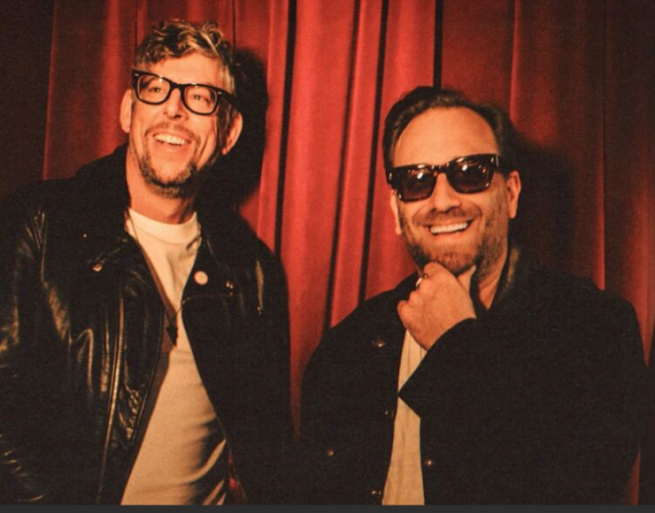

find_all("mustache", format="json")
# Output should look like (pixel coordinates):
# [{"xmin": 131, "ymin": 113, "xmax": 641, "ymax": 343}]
[
  {"xmin": 146, "ymin": 122, "xmax": 200, "ymax": 145},
  {"xmin": 419, "ymin": 207, "xmax": 473, "ymax": 223}
]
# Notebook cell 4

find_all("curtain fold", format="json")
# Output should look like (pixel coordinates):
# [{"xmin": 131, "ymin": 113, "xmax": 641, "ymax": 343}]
[
  {"xmin": 2, "ymin": 0, "xmax": 654, "ymax": 502},
  {"xmin": 441, "ymin": 0, "xmax": 514, "ymax": 109},
  {"xmin": 0, "ymin": 0, "xmax": 53, "ymax": 201},
  {"xmin": 510, "ymin": 0, "xmax": 607, "ymax": 284},
  {"xmin": 604, "ymin": 0, "xmax": 655, "ymax": 354},
  {"xmin": 363, "ymin": 0, "xmax": 437, "ymax": 301},
  {"xmin": 44, "ymin": 0, "xmax": 135, "ymax": 179},
  {"xmin": 280, "ymin": 0, "xmax": 366, "ymax": 415}
]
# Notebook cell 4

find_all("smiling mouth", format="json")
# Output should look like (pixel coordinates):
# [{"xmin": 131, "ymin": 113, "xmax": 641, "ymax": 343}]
[
  {"xmin": 154, "ymin": 133, "xmax": 189, "ymax": 146},
  {"xmin": 429, "ymin": 221, "xmax": 470, "ymax": 235}
]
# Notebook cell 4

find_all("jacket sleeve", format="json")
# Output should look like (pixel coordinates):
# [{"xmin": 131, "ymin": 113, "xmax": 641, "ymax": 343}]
[
  {"xmin": 248, "ymin": 246, "xmax": 295, "ymax": 504},
  {"xmin": 398, "ymin": 318, "xmax": 483, "ymax": 415},
  {"xmin": 0, "ymin": 189, "xmax": 53, "ymax": 504},
  {"xmin": 399, "ymin": 296, "xmax": 646, "ymax": 504}
]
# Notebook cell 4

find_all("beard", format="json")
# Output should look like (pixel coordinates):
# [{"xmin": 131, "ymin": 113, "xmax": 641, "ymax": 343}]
[
  {"xmin": 135, "ymin": 122, "xmax": 218, "ymax": 199},
  {"xmin": 398, "ymin": 201, "xmax": 507, "ymax": 280},
  {"xmin": 138, "ymin": 150, "xmax": 200, "ymax": 199}
]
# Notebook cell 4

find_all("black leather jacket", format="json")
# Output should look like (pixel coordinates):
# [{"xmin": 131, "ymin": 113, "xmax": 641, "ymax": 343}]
[{"xmin": 0, "ymin": 146, "xmax": 293, "ymax": 504}]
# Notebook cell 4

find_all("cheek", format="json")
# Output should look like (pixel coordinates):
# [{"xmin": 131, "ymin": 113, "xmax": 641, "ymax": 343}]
[
  {"xmin": 482, "ymin": 195, "xmax": 509, "ymax": 232},
  {"xmin": 199, "ymin": 122, "xmax": 219, "ymax": 153},
  {"xmin": 400, "ymin": 205, "xmax": 421, "ymax": 228},
  {"xmin": 129, "ymin": 118, "xmax": 145, "ymax": 148}
]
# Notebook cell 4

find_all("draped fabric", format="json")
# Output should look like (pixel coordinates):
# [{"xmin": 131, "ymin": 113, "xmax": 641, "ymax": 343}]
[{"xmin": 1, "ymin": 0, "xmax": 654, "ymax": 503}]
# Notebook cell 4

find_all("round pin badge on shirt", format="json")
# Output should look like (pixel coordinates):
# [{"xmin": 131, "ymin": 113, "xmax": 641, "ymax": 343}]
[{"xmin": 194, "ymin": 271, "xmax": 209, "ymax": 285}]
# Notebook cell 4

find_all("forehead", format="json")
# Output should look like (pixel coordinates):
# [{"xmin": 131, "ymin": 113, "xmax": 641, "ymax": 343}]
[
  {"xmin": 146, "ymin": 53, "xmax": 226, "ymax": 87},
  {"xmin": 393, "ymin": 107, "xmax": 499, "ymax": 166}
]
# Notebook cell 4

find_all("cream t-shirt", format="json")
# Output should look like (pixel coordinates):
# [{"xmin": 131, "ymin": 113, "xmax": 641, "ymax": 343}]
[
  {"xmin": 382, "ymin": 330, "xmax": 427, "ymax": 505},
  {"xmin": 121, "ymin": 209, "xmax": 228, "ymax": 505}
]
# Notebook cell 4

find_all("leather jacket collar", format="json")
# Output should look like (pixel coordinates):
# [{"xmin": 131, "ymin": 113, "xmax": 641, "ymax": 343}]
[{"xmin": 67, "ymin": 144, "xmax": 260, "ymax": 271}]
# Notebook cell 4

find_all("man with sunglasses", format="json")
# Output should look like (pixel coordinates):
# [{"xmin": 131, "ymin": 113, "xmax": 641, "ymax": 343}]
[
  {"xmin": 0, "ymin": 21, "xmax": 292, "ymax": 504},
  {"xmin": 300, "ymin": 87, "xmax": 645, "ymax": 504}
]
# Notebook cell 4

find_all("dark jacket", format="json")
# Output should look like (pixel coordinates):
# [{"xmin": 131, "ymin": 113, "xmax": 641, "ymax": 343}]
[
  {"xmin": 638, "ymin": 329, "xmax": 655, "ymax": 504},
  {"xmin": 0, "ymin": 146, "xmax": 293, "ymax": 504},
  {"xmin": 300, "ymin": 248, "xmax": 646, "ymax": 504}
]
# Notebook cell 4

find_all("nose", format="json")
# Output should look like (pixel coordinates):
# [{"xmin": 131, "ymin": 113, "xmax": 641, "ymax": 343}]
[
  {"xmin": 163, "ymin": 88, "xmax": 187, "ymax": 119},
  {"xmin": 428, "ymin": 173, "xmax": 462, "ymax": 212}
]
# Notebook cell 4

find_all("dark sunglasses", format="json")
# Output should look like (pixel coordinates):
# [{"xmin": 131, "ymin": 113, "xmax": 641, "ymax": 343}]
[{"xmin": 386, "ymin": 153, "xmax": 511, "ymax": 202}]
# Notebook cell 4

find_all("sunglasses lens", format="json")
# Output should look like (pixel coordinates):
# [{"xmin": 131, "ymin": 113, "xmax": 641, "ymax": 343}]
[
  {"xmin": 450, "ymin": 158, "xmax": 492, "ymax": 193},
  {"xmin": 397, "ymin": 168, "xmax": 437, "ymax": 201},
  {"xmin": 390, "ymin": 155, "xmax": 502, "ymax": 201}
]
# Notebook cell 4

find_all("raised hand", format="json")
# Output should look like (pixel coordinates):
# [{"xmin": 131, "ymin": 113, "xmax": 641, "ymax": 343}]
[{"xmin": 397, "ymin": 262, "xmax": 477, "ymax": 350}]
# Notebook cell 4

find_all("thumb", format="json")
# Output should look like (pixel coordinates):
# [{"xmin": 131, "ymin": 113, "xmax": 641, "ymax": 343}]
[
  {"xmin": 397, "ymin": 300, "xmax": 409, "ymax": 326},
  {"xmin": 457, "ymin": 265, "xmax": 477, "ymax": 292}
]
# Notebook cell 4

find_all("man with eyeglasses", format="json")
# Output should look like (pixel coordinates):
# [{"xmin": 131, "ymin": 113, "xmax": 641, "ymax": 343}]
[
  {"xmin": 299, "ymin": 87, "xmax": 646, "ymax": 504},
  {"xmin": 0, "ymin": 20, "xmax": 292, "ymax": 505}
]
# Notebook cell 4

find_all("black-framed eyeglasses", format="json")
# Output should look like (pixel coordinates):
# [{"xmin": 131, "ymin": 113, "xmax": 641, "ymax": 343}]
[
  {"xmin": 387, "ymin": 154, "xmax": 511, "ymax": 202},
  {"xmin": 131, "ymin": 69, "xmax": 238, "ymax": 116}
]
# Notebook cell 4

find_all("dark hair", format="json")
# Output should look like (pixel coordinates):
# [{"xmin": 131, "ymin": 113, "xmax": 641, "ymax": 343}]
[{"xmin": 382, "ymin": 86, "xmax": 522, "ymax": 172}]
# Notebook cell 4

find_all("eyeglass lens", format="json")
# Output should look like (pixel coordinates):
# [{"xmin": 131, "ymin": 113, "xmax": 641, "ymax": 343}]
[{"xmin": 136, "ymin": 74, "xmax": 219, "ymax": 115}]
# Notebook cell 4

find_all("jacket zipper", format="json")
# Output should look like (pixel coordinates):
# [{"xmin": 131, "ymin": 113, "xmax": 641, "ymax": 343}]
[
  {"xmin": 95, "ymin": 261, "xmax": 165, "ymax": 504},
  {"xmin": 114, "ymin": 309, "xmax": 164, "ymax": 499}
]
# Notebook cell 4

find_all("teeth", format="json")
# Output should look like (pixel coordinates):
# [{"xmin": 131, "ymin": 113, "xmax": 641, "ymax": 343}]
[
  {"xmin": 429, "ymin": 222, "xmax": 469, "ymax": 235},
  {"xmin": 154, "ymin": 134, "xmax": 188, "ymax": 146}
]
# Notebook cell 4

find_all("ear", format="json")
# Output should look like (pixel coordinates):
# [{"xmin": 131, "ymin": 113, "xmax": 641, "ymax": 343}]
[
  {"xmin": 220, "ymin": 112, "xmax": 244, "ymax": 155},
  {"xmin": 505, "ymin": 170, "xmax": 522, "ymax": 219},
  {"xmin": 119, "ymin": 90, "xmax": 133, "ymax": 134},
  {"xmin": 389, "ymin": 191, "xmax": 403, "ymax": 236}
]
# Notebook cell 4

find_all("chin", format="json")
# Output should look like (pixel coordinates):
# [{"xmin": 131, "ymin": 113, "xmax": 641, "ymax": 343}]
[
  {"xmin": 408, "ymin": 242, "xmax": 477, "ymax": 275},
  {"xmin": 434, "ymin": 254, "xmax": 476, "ymax": 276}
]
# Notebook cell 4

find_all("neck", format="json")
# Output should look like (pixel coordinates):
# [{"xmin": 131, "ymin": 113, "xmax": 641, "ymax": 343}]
[
  {"xmin": 474, "ymin": 245, "xmax": 509, "ymax": 310},
  {"xmin": 125, "ymin": 156, "xmax": 198, "ymax": 224},
  {"xmin": 129, "ymin": 194, "xmax": 196, "ymax": 224}
]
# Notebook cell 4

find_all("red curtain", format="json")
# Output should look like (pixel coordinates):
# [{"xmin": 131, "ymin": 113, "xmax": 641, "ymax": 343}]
[{"xmin": 1, "ymin": 0, "xmax": 654, "ymax": 503}]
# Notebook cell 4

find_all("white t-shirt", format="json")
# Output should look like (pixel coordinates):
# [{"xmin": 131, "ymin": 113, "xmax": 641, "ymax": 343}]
[
  {"xmin": 382, "ymin": 330, "xmax": 427, "ymax": 505},
  {"xmin": 120, "ymin": 208, "xmax": 228, "ymax": 505}
]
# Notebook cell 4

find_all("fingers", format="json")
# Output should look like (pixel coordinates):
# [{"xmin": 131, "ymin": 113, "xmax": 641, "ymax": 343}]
[
  {"xmin": 423, "ymin": 261, "xmax": 446, "ymax": 277},
  {"xmin": 421, "ymin": 262, "xmax": 476, "ymax": 293},
  {"xmin": 397, "ymin": 299, "xmax": 416, "ymax": 331},
  {"xmin": 398, "ymin": 263, "xmax": 477, "ymax": 350},
  {"xmin": 397, "ymin": 296, "xmax": 423, "ymax": 337}
]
